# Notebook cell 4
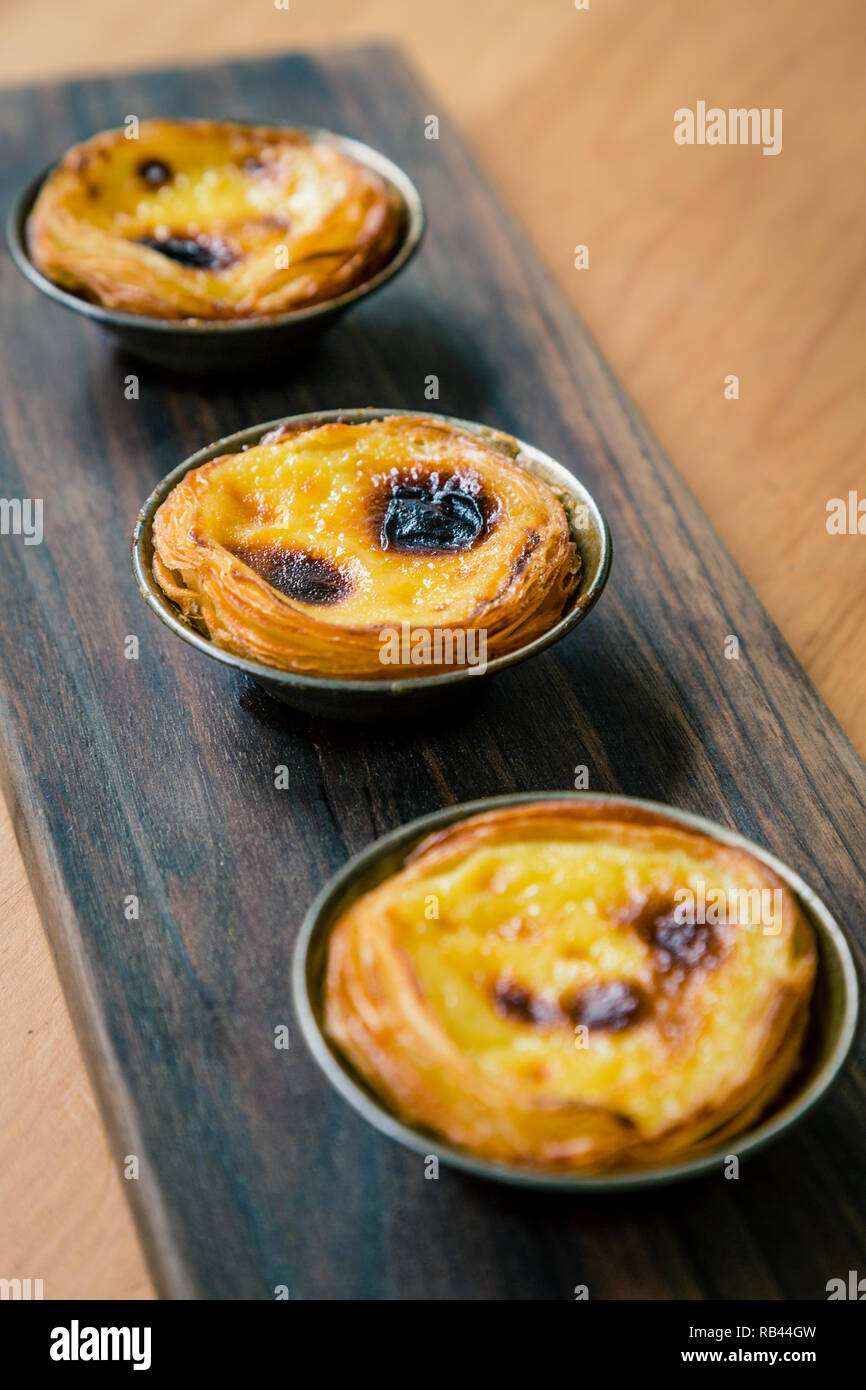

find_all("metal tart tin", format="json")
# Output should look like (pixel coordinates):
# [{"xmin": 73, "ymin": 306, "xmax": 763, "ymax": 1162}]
[
  {"xmin": 131, "ymin": 407, "xmax": 612, "ymax": 721},
  {"xmin": 292, "ymin": 791, "xmax": 859, "ymax": 1191},
  {"xmin": 7, "ymin": 125, "xmax": 425, "ymax": 374}
]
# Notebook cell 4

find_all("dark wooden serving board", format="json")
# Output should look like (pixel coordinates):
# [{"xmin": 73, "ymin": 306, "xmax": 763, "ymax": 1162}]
[{"xmin": 1, "ymin": 47, "xmax": 864, "ymax": 1301}]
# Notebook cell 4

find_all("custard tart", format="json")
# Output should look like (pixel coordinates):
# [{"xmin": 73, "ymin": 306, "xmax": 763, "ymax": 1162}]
[
  {"xmin": 324, "ymin": 800, "xmax": 817, "ymax": 1172},
  {"xmin": 151, "ymin": 415, "xmax": 581, "ymax": 680},
  {"xmin": 27, "ymin": 119, "xmax": 404, "ymax": 320}
]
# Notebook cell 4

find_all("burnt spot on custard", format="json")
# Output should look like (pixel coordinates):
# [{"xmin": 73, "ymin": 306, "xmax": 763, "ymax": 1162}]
[
  {"xmin": 136, "ymin": 233, "xmax": 236, "ymax": 271},
  {"xmin": 137, "ymin": 158, "xmax": 172, "ymax": 188},
  {"xmin": 564, "ymin": 980, "xmax": 648, "ymax": 1032},
  {"xmin": 382, "ymin": 485, "xmax": 483, "ymax": 552},
  {"xmin": 493, "ymin": 981, "xmax": 563, "ymax": 1028},
  {"xmin": 627, "ymin": 893, "xmax": 722, "ymax": 980},
  {"xmin": 230, "ymin": 543, "xmax": 353, "ymax": 606},
  {"xmin": 649, "ymin": 912, "xmax": 719, "ymax": 975},
  {"xmin": 369, "ymin": 468, "xmax": 496, "ymax": 555}
]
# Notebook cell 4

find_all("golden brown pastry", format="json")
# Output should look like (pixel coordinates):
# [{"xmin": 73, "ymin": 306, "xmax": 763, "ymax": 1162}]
[
  {"xmin": 27, "ymin": 119, "xmax": 403, "ymax": 320},
  {"xmin": 151, "ymin": 415, "xmax": 580, "ymax": 679},
  {"xmin": 324, "ymin": 800, "xmax": 817, "ymax": 1171}
]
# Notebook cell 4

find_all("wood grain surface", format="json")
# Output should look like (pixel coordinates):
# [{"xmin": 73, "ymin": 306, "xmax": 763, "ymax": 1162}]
[{"xmin": 1, "ymin": 1, "xmax": 864, "ymax": 1300}]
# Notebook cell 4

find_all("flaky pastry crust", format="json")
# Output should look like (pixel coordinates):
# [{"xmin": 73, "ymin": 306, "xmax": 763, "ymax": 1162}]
[
  {"xmin": 324, "ymin": 801, "xmax": 817, "ymax": 1171},
  {"xmin": 27, "ymin": 119, "xmax": 403, "ymax": 320},
  {"xmin": 151, "ymin": 415, "xmax": 581, "ymax": 679}
]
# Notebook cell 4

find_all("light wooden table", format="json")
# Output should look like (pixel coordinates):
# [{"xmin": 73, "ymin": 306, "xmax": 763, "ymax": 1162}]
[{"xmin": 1, "ymin": 0, "xmax": 863, "ymax": 1300}]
